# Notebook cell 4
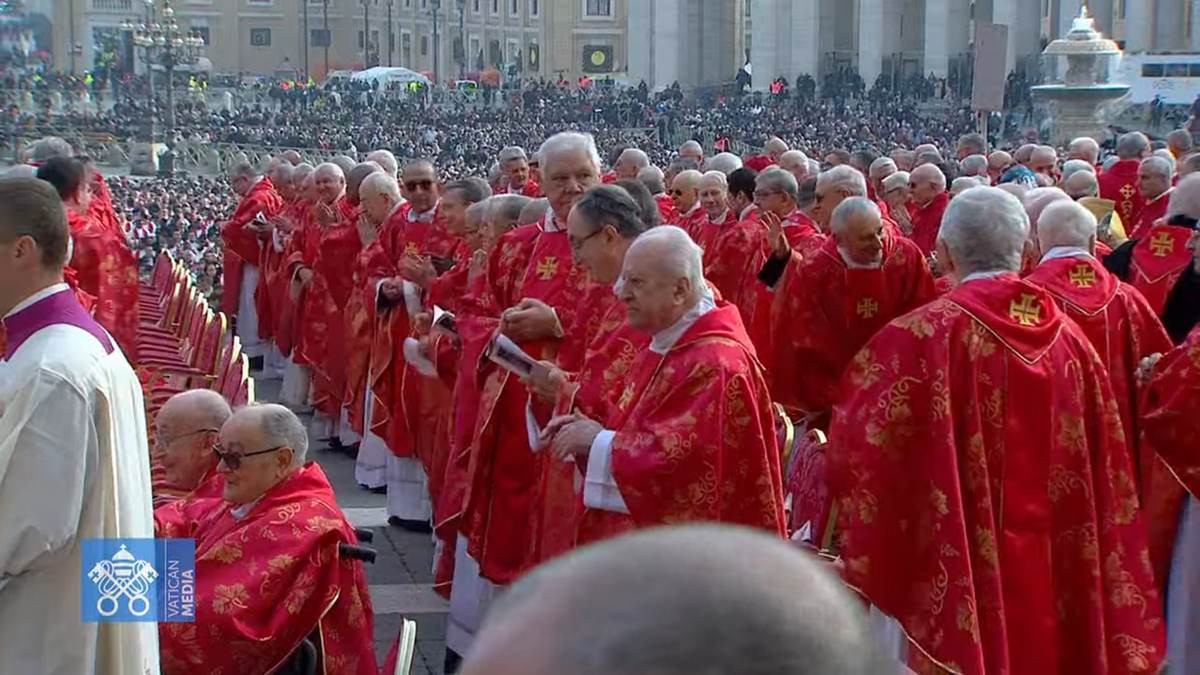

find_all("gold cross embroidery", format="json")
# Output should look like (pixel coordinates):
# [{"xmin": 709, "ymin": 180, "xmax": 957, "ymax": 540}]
[
  {"xmin": 1150, "ymin": 231, "xmax": 1175, "ymax": 257},
  {"xmin": 536, "ymin": 256, "xmax": 559, "ymax": 280},
  {"xmin": 1069, "ymin": 264, "xmax": 1096, "ymax": 288},
  {"xmin": 618, "ymin": 382, "xmax": 636, "ymax": 410},
  {"xmin": 404, "ymin": 242, "xmax": 420, "ymax": 257},
  {"xmin": 1119, "ymin": 184, "xmax": 1136, "ymax": 200},
  {"xmin": 856, "ymin": 297, "xmax": 879, "ymax": 319},
  {"xmin": 1009, "ymin": 293, "xmax": 1042, "ymax": 327}
]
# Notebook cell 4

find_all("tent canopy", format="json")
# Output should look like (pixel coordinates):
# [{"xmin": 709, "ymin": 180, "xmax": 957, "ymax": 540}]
[{"xmin": 349, "ymin": 66, "xmax": 431, "ymax": 87}]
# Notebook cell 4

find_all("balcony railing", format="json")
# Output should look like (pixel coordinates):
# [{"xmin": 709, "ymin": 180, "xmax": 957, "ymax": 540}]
[{"xmin": 91, "ymin": 0, "xmax": 134, "ymax": 12}]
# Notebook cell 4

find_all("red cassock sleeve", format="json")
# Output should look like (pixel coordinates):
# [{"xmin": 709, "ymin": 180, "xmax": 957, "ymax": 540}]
[{"xmin": 1141, "ymin": 324, "xmax": 1200, "ymax": 496}]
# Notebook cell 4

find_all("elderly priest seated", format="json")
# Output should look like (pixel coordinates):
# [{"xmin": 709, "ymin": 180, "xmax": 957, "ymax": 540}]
[{"xmin": 156, "ymin": 404, "xmax": 377, "ymax": 675}]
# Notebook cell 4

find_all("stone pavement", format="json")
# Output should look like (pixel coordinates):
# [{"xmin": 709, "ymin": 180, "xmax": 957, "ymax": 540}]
[{"xmin": 253, "ymin": 376, "xmax": 450, "ymax": 675}]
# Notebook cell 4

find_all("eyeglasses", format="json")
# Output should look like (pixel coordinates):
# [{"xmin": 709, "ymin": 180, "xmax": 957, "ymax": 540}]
[
  {"xmin": 753, "ymin": 190, "xmax": 779, "ymax": 199},
  {"xmin": 669, "ymin": 189, "xmax": 686, "ymax": 196},
  {"xmin": 155, "ymin": 427, "xmax": 218, "ymax": 447},
  {"xmin": 404, "ymin": 179, "xmax": 435, "ymax": 191},
  {"xmin": 570, "ymin": 226, "xmax": 606, "ymax": 252},
  {"xmin": 212, "ymin": 443, "xmax": 286, "ymax": 470}
]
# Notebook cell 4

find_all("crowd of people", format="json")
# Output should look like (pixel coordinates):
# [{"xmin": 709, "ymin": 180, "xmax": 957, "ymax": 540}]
[{"xmin": 3, "ymin": 82, "xmax": 1200, "ymax": 675}]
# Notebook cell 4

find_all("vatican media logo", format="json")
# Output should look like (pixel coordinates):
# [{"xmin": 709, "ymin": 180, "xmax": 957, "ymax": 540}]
[{"xmin": 81, "ymin": 539, "xmax": 195, "ymax": 623}]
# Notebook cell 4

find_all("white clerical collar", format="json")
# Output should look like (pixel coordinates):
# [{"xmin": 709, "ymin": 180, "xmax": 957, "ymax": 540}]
[
  {"xmin": 543, "ymin": 212, "xmax": 563, "ymax": 233},
  {"xmin": 650, "ymin": 289, "xmax": 717, "ymax": 355},
  {"xmin": 708, "ymin": 209, "xmax": 730, "ymax": 225},
  {"xmin": 507, "ymin": 182, "xmax": 524, "ymax": 194},
  {"xmin": 682, "ymin": 202, "xmax": 701, "ymax": 218},
  {"xmin": 230, "ymin": 496, "xmax": 262, "ymax": 520},
  {"xmin": 407, "ymin": 203, "xmax": 438, "ymax": 223},
  {"xmin": 960, "ymin": 269, "xmax": 1011, "ymax": 285},
  {"xmin": 4, "ymin": 282, "xmax": 69, "ymax": 319},
  {"xmin": 839, "ymin": 247, "xmax": 882, "ymax": 269},
  {"xmin": 1040, "ymin": 246, "xmax": 1093, "ymax": 264},
  {"xmin": 739, "ymin": 203, "xmax": 758, "ymax": 220}
]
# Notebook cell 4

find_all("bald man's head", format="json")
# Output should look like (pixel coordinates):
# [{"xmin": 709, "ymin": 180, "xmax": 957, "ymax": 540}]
[
  {"xmin": 313, "ymin": 162, "xmax": 346, "ymax": 204},
  {"xmin": 464, "ymin": 525, "xmax": 881, "ymax": 675},
  {"xmin": 1064, "ymin": 170, "xmax": 1099, "ymax": 200},
  {"xmin": 670, "ymin": 169, "xmax": 703, "ymax": 214},
  {"xmin": 155, "ymin": 389, "xmax": 232, "ymax": 491},
  {"xmin": 365, "ymin": 149, "xmax": 398, "ymax": 177}
]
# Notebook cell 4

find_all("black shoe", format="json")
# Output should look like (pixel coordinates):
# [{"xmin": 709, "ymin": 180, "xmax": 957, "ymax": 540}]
[
  {"xmin": 323, "ymin": 437, "xmax": 344, "ymax": 452},
  {"xmin": 388, "ymin": 516, "xmax": 433, "ymax": 533},
  {"xmin": 248, "ymin": 355, "xmax": 264, "ymax": 371},
  {"xmin": 369, "ymin": 485, "xmax": 387, "ymax": 495},
  {"xmin": 444, "ymin": 648, "xmax": 463, "ymax": 674},
  {"xmin": 342, "ymin": 442, "xmax": 360, "ymax": 458}
]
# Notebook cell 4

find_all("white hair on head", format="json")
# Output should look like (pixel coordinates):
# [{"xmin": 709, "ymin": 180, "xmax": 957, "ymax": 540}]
[
  {"xmin": 251, "ymin": 403, "xmax": 309, "ymax": 468},
  {"xmin": 757, "ymin": 167, "xmax": 799, "ymax": 202},
  {"xmin": 1031, "ymin": 145, "xmax": 1057, "ymax": 164},
  {"xmin": 1116, "ymin": 132, "xmax": 1150, "ymax": 160},
  {"xmin": 619, "ymin": 147, "xmax": 650, "ymax": 169},
  {"xmin": 637, "ymin": 165, "xmax": 666, "ymax": 194},
  {"xmin": 1037, "ymin": 200, "xmax": 1097, "ymax": 251},
  {"xmin": 951, "ymin": 176, "xmax": 984, "ymax": 195},
  {"xmin": 1069, "ymin": 137, "xmax": 1100, "ymax": 164},
  {"xmin": 1142, "ymin": 154, "xmax": 1174, "ymax": 178},
  {"xmin": 764, "ymin": 136, "xmax": 788, "ymax": 154},
  {"xmin": 959, "ymin": 154, "xmax": 989, "ymax": 177},
  {"xmin": 5, "ymin": 164, "xmax": 36, "ymax": 178},
  {"xmin": 314, "ymin": 161, "xmax": 344, "ymax": 179},
  {"xmin": 1167, "ymin": 173, "xmax": 1200, "ymax": 219},
  {"xmin": 538, "ymin": 131, "xmax": 601, "ymax": 174},
  {"xmin": 26, "ymin": 136, "xmax": 73, "ymax": 163},
  {"xmin": 780, "ymin": 150, "xmax": 809, "ymax": 170},
  {"xmin": 938, "ymin": 186, "xmax": 1030, "ymax": 274},
  {"xmin": 806, "ymin": 158, "xmax": 822, "ymax": 175},
  {"xmin": 818, "ymin": 165, "xmax": 868, "ymax": 197},
  {"xmin": 996, "ymin": 182, "xmax": 1029, "ymax": 200},
  {"xmin": 1023, "ymin": 187, "xmax": 1072, "ymax": 228},
  {"xmin": 499, "ymin": 145, "xmax": 528, "ymax": 165},
  {"xmin": 830, "ymin": 197, "xmax": 881, "ymax": 237},
  {"xmin": 911, "ymin": 163, "xmax": 946, "ymax": 190},
  {"xmin": 360, "ymin": 171, "xmax": 400, "ymax": 200},
  {"xmin": 1063, "ymin": 170, "xmax": 1099, "ymax": 199},
  {"xmin": 1101, "ymin": 156, "xmax": 1120, "ymax": 171},
  {"xmin": 705, "ymin": 152, "xmax": 743, "ymax": 175},
  {"xmin": 881, "ymin": 171, "xmax": 909, "ymax": 192},
  {"xmin": 679, "ymin": 140, "xmax": 702, "ymax": 154},
  {"xmin": 1060, "ymin": 159, "xmax": 1095, "ymax": 182},
  {"xmin": 700, "ymin": 170, "xmax": 728, "ymax": 188},
  {"xmin": 868, "ymin": 156, "xmax": 897, "ymax": 178},
  {"xmin": 630, "ymin": 225, "xmax": 705, "ymax": 297},
  {"xmin": 365, "ymin": 149, "xmax": 398, "ymax": 176}
]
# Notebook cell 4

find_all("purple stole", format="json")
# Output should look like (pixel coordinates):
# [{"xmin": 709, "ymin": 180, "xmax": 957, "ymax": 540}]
[{"xmin": 3, "ymin": 288, "xmax": 113, "ymax": 360}]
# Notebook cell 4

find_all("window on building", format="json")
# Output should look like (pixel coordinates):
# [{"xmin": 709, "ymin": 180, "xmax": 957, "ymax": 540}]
[
  {"xmin": 250, "ymin": 28, "xmax": 271, "ymax": 47},
  {"xmin": 358, "ymin": 31, "xmax": 364, "ymax": 48},
  {"xmin": 247, "ymin": 0, "xmax": 272, "ymax": 5},
  {"xmin": 402, "ymin": 32, "xmax": 412, "ymax": 63},
  {"xmin": 1115, "ymin": 0, "xmax": 1126, "ymax": 19},
  {"xmin": 585, "ymin": 0, "xmax": 611, "ymax": 17},
  {"xmin": 473, "ymin": 0, "xmax": 480, "ymax": 13},
  {"xmin": 492, "ymin": 0, "xmax": 499, "ymax": 13},
  {"xmin": 310, "ymin": 29, "xmax": 330, "ymax": 47},
  {"xmin": 421, "ymin": 0, "xmax": 428, "ymax": 8},
  {"xmin": 405, "ymin": 0, "xmax": 411, "ymax": 7},
  {"xmin": 421, "ymin": 35, "xmax": 429, "ymax": 55},
  {"xmin": 529, "ymin": 0, "xmax": 538, "ymax": 16},
  {"xmin": 510, "ymin": 0, "xmax": 518, "ymax": 15},
  {"xmin": 489, "ymin": 39, "xmax": 501, "ymax": 65}
]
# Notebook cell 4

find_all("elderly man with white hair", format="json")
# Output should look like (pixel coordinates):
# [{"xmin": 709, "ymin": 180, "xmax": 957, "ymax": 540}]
[
  {"xmin": 678, "ymin": 139, "xmax": 704, "ymax": 166},
  {"xmin": 613, "ymin": 147, "xmax": 650, "ymax": 180},
  {"xmin": 809, "ymin": 165, "xmax": 901, "ymax": 239},
  {"xmin": 705, "ymin": 151, "xmax": 743, "ymax": 175},
  {"xmin": 1065, "ymin": 169, "xmax": 1128, "ymax": 250},
  {"xmin": 669, "ymin": 168, "xmax": 705, "ymax": 232},
  {"xmin": 1132, "ymin": 154, "xmax": 1175, "ymax": 238},
  {"xmin": 151, "ymin": 389, "xmax": 234, "ymax": 507},
  {"xmin": 365, "ymin": 148, "xmax": 399, "ymax": 178},
  {"xmin": 1068, "ymin": 136, "xmax": 1101, "ymax": 166},
  {"xmin": 541, "ymin": 225, "xmax": 786, "ymax": 539},
  {"xmin": 156, "ymin": 404, "xmax": 377, "ymax": 675},
  {"xmin": 778, "ymin": 149, "xmax": 810, "ymax": 185},
  {"xmin": 1059, "ymin": 158, "xmax": 1095, "ymax": 184},
  {"xmin": 637, "ymin": 164, "xmax": 677, "ymax": 223},
  {"xmin": 830, "ymin": 186, "xmax": 1166, "ymax": 675},
  {"xmin": 959, "ymin": 154, "xmax": 989, "ymax": 180},
  {"xmin": 745, "ymin": 136, "xmax": 789, "ymax": 172},
  {"xmin": 1101, "ymin": 131, "xmax": 1151, "ymax": 226},
  {"xmin": 880, "ymin": 170, "xmax": 910, "ymax": 216},
  {"xmin": 690, "ymin": 170, "xmax": 733, "ymax": 251},
  {"xmin": 221, "ymin": 159, "xmax": 284, "ymax": 369},
  {"xmin": 496, "ymin": 145, "xmax": 540, "ymax": 196},
  {"xmin": 950, "ymin": 176, "xmax": 986, "ymax": 196},
  {"xmin": 461, "ymin": 132, "xmax": 597, "ymax": 622},
  {"xmin": 761, "ymin": 196, "xmax": 933, "ymax": 454},
  {"xmin": 1104, "ymin": 172, "xmax": 1200, "ymax": 324},
  {"xmin": 903, "ymin": 163, "xmax": 949, "ymax": 254}
]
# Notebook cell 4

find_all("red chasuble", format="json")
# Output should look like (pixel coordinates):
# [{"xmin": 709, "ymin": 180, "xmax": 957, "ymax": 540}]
[
  {"xmin": 66, "ymin": 210, "xmax": 141, "ymax": 363},
  {"xmin": 1026, "ymin": 255, "xmax": 1182, "ymax": 589},
  {"xmin": 691, "ymin": 210, "xmax": 734, "ymax": 255},
  {"xmin": 654, "ymin": 193, "xmax": 678, "ymax": 225},
  {"xmin": 296, "ymin": 198, "xmax": 363, "ymax": 417},
  {"xmin": 592, "ymin": 302, "xmax": 786, "ymax": 537},
  {"xmin": 1142, "ymin": 324, "xmax": 1200, "ymax": 497},
  {"xmin": 1126, "ymin": 224, "xmax": 1194, "ymax": 315},
  {"xmin": 704, "ymin": 207, "xmax": 766, "ymax": 314},
  {"xmin": 673, "ymin": 204, "xmax": 706, "ymax": 239},
  {"xmin": 87, "ymin": 173, "xmax": 125, "ymax": 236},
  {"xmin": 907, "ymin": 191, "xmax": 950, "ymax": 255},
  {"xmin": 1099, "ymin": 159, "xmax": 1144, "ymax": 228},
  {"xmin": 830, "ymin": 275, "xmax": 1165, "ymax": 675},
  {"xmin": 770, "ymin": 235, "xmax": 935, "ymax": 418},
  {"xmin": 276, "ymin": 200, "xmax": 319, "ymax": 357},
  {"xmin": 463, "ymin": 215, "xmax": 589, "ymax": 585},
  {"xmin": 220, "ymin": 177, "xmax": 283, "ymax": 316},
  {"xmin": 156, "ymin": 463, "xmax": 376, "ymax": 675},
  {"xmin": 1130, "ymin": 190, "xmax": 1170, "ymax": 240},
  {"xmin": 342, "ymin": 235, "xmax": 392, "ymax": 435}
]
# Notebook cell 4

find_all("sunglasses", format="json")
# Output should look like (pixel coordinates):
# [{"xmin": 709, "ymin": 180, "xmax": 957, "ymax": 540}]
[
  {"xmin": 155, "ymin": 427, "xmax": 218, "ymax": 447},
  {"xmin": 404, "ymin": 180, "xmax": 435, "ymax": 191},
  {"xmin": 212, "ymin": 443, "xmax": 285, "ymax": 470}
]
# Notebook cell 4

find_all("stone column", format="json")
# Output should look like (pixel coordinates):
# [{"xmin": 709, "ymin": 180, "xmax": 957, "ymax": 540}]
[
  {"xmin": 857, "ymin": 0, "xmax": 883, "ymax": 86},
  {"xmin": 749, "ymin": 0, "xmax": 778, "ymax": 91},
  {"xmin": 627, "ymin": 0, "xmax": 654, "ymax": 87},
  {"xmin": 652, "ymin": 0, "xmax": 683, "ymax": 91},
  {"xmin": 1123, "ymin": 0, "xmax": 1153, "ymax": 52},
  {"xmin": 1192, "ymin": 0, "xmax": 1200, "ymax": 51},
  {"xmin": 790, "ymin": 0, "xmax": 820, "ymax": 78},
  {"xmin": 923, "ymin": 0, "xmax": 949, "ymax": 77},
  {"xmin": 990, "ymin": 0, "xmax": 1018, "ymax": 73}
]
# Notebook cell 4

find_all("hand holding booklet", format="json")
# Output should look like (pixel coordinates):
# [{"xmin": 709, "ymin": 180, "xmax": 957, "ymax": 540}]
[
  {"xmin": 431, "ymin": 306, "xmax": 458, "ymax": 339},
  {"xmin": 483, "ymin": 333, "xmax": 543, "ymax": 379}
]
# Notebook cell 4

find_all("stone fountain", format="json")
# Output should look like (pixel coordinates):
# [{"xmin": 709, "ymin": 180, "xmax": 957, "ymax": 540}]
[{"xmin": 1030, "ymin": 7, "xmax": 1130, "ymax": 145}]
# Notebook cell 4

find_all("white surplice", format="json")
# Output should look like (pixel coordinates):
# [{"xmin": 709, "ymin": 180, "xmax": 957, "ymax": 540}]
[{"xmin": 0, "ymin": 288, "xmax": 159, "ymax": 675}]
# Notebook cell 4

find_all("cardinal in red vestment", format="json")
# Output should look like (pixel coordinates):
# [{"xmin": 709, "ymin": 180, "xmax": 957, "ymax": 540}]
[
  {"xmin": 155, "ymin": 406, "xmax": 376, "ymax": 675},
  {"xmin": 703, "ymin": 171, "xmax": 766, "ymax": 315},
  {"xmin": 494, "ymin": 146, "xmax": 542, "ymax": 197},
  {"xmin": 830, "ymin": 187, "xmax": 1164, "ymax": 675},
  {"xmin": 461, "ymin": 133, "xmax": 596, "ymax": 585},
  {"xmin": 764, "ymin": 197, "xmax": 935, "ymax": 421},
  {"xmin": 221, "ymin": 162, "xmax": 284, "ymax": 361},
  {"xmin": 35, "ymin": 157, "xmax": 141, "ymax": 362},
  {"xmin": 1100, "ymin": 139, "xmax": 1148, "ymax": 227},
  {"xmin": 1130, "ymin": 157, "xmax": 1173, "ymax": 239},
  {"xmin": 904, "ymin": 164, "xmax": 950, "ymax": 255},
  {"xmin": 690, "ymin": 171, "xmax": 736, "ymax": 254},
  {"xmin": 1103, "ymin": 219, "xmax": 1195, "ymax": 316},
  {"xmin": 542, "ymin": 225, "xmax": 786, "ymax": 540},
  {"xmin": 252, "ymin": 162, "xmax": 299, "ymax": 349},
  {"xmin": 669, "ymin": 169, "xmax": 705, "ymax": 236},
  {"xmin": 266, "ymin": 166, "xmax": 316, "ymax": 359}
]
